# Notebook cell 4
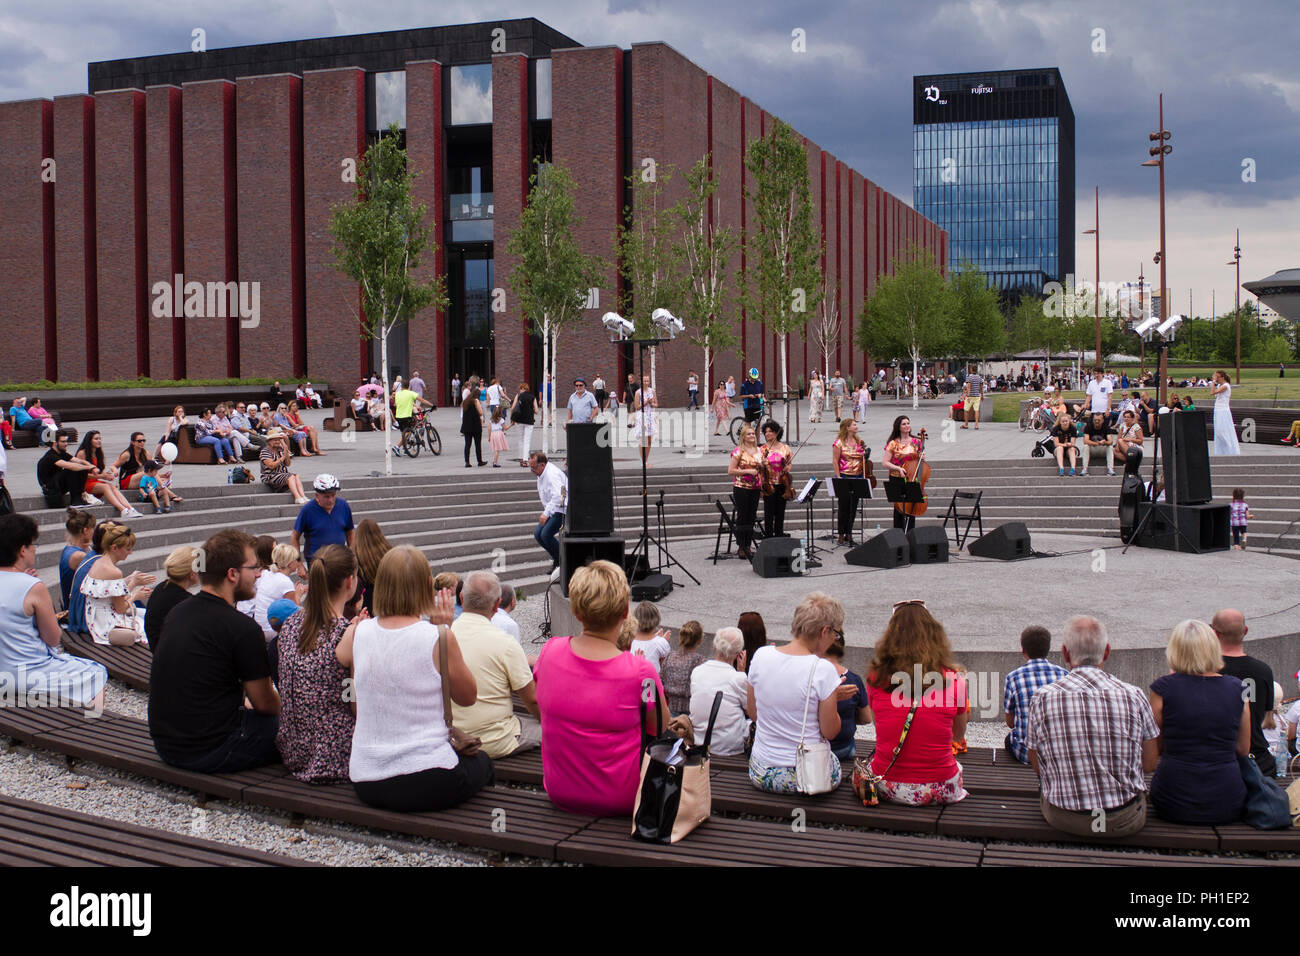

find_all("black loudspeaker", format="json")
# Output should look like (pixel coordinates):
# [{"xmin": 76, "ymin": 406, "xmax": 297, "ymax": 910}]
[
  {"xmin": 1133, "ymin": 502, "xmax": 1230, "ymax": 552},
  {"xmin": 560, "ymin": 536, "xmax": 625, "ymax": 596},
  {"xmin": 631, "ymin": 574, "xmax": 674, "ymax": 601},
  {"xmin": 907, "ymin": 526, "xmax": 950, "ymax": 564},
  {"xmin": 1117, "ymin": 475, "xmax": 1146, "ymax": 544},
  {"xmin": 845, "ymin": 529, "xmax": 909, "ymax": 569},
  {"xmin": 967, "ymin": 522, "xmax": 1032, "ymax": 560},
  {"xmin": 1159, "ymin": 410, "xmax": 1212, "ymax": 505},
  {"xmin": 751, "ymin": 536, "xmax": 803, "ymax": 577},
  {"xmin": 565, "ymin": 422, "xmax": 614, "ymax": 535}
]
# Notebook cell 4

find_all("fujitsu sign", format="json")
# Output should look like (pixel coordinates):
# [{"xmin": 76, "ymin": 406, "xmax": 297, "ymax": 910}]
[{"xmin": 970, "ymin": 84, "xmax": 993, "ymax": 94}]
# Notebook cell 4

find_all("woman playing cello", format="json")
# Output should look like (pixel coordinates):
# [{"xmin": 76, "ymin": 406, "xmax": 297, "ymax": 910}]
[{"xmin": 883, "ymin": 415, "xmax": 928, "ymax": 532}]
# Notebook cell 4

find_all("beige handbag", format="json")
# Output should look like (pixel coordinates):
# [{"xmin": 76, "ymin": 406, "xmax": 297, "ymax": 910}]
[
  {"xmin": 1287, "ymin": 777, "xmax": 1300, "ymax": 826},
  {"xmin": 631, "ymin": 689, "xmax": 722, "ymax": 844}
]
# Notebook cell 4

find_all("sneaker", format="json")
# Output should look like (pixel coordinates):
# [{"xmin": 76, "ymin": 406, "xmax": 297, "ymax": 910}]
[
  {"xmin": 1080, "ymin": 469, "xmax": 1088, "ymax": 476},
  {"xmin": 82, "ymin": 494, "xmax": 103, "ymax": 506},
  {"xmin": 492, "ymin": 463, "xmax": 501, "ymax": 468},
  {"xmin": 1058, "ymin": 468, "xmax": 1065, "ymax": 476},
  {"xmin": 1069, "ymin": 468, "xmax": 1076, "ymax": 476},
  {"xmin": 549, "ymin": 565, "xmax": 562, "ymax": 583},
  {"xmin": 1283, "ymin": 437, "xmax": 1294, "ymax": 445},
  {"xmin": 121, "ymin": 507, "xmax": 144, "ymax": 518},
  {"xmin": 1107, "ymin": 469, "xmax": 1116, "ymax": 476}
]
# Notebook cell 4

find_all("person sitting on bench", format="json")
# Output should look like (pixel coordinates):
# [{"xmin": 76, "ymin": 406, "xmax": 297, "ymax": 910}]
[
  {"xmin": 1026, "ymin": 616, "xmax": 1159, "ymax": 838},
  {"xmin": 1051, "ymin": 413, "xmax": 1079, "ymax": 477},
  {"xmin": 1081, "ymin": 412, "xmax": 1116, "ymax": 476},
  {"xmin": 1002, "ymin": 625, "xmax": 1066, "ymax": 764},
  {"xmin": 149, "ymin": 529, "xmax": 282, "ymax": 774}
]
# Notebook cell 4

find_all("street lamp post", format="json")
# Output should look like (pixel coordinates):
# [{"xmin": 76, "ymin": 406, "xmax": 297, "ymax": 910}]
[
  {"xmin": 1227, "ymin": 229, "xmax": 1241, "ymax": 384},
  {"xmin": 1082, "ymin": 186, "xmax": 1100, "ymax": 364},
  {"xmin": 1138, "ymin": 262, "xmax": 1145, "ymax": 376},
  {"xmin": 1141, "ymin": 94, "xmax": 1172, "ymax": 407}
]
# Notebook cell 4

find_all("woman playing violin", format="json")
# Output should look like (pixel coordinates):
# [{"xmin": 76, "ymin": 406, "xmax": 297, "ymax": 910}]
[
  {"xmin": 728, "ymin": 424, "xmax": 764, "ymax": 560},
  {"xmin": 831, "ymin": 418, "xmax": 866, "ymax": 545},
  {"xmin": 883, "ymin": 415, "xmax": 925, "ymax": 531},
  {"xmin": 760, "ymin": 420, "xmax": 793, "ymax": 538}
]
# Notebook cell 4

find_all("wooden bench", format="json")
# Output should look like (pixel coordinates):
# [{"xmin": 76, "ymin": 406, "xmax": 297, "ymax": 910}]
[
  {"xmin": 61, "ymin": 629, "xmax": 152, "ymax": 692},
  {"xmin": 979, "ymin": 842, "xmax": 1299, "ymax": 867},
  {"xmin": 1205, "ymin": 406, "xmax": 1294, "ymax": 444},
  {"xmin": 174, "ymin": 424, "xmax": 261, "ymax": 466},
  {"xmin": 0, "ymin": 793, "xmax": 313, "ymax": 867},
  {"xmin": 556, "ymin": 813, "xmax": 983, "ymax": 867},
  {"xmin": 8, "ymin": 412, "xmax": 75, "ymax": 449}
]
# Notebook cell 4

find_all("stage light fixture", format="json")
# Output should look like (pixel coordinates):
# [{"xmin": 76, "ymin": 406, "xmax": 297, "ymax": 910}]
[
  {"xmin": 650, "ymin": 307, "xmax": 684, "ymax": 339},
  {"xmin": 602, "ymin": 311, "xmax": 634, "ymax": 341}
]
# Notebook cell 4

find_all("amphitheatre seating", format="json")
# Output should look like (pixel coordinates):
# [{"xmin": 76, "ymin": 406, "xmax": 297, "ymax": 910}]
[
  {"xmin": 0, "ymin": 385, "xmax": 332, "ymax": 426},
  {"xmin": 61, "ymin": 629, "xmax": 151, "ymax": 691},
  {"xmin": 174, "ymin": 424, "xmax": 262, "ymax": 466},
  {"xmin": 0, "ymin": 792, "xmax": 313, "ymax": 867},
  {"xmin": 8, "ymin": 412, "xmax": 75, "ymax": 449},
  {"xmin": 1205, "ymin": 406, "xmax": 1293, "ymax": 444}
]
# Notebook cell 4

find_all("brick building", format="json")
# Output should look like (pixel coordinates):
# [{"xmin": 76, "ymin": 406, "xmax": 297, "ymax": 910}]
[{"xmin": 0, "ymin": 18, "xmax": 945, "ymax": 405}]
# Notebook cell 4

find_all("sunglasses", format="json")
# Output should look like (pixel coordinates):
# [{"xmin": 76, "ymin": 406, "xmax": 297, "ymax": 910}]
[{"xmin": 892, "ymin": 599, "xmax": 927, "ymax": 611}]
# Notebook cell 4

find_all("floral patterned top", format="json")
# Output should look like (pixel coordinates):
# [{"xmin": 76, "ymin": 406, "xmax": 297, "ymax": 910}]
[
  {"xmin": 731, "ymin": 446, "xmax": 763, "ymax": 489},
  {"xmin": 886, "ymin": 437, "xmax": 921, "ymax": 472},
  {"xmin": 80, "ymin": 572, "xmax": 146, "ymax": 646},
  {"xmin": 661, "ymin": 649, "xmax": 706, "ymax": 716},
  {"xmin": 833, "ymin": 438, "xmax": 865, "ymax": 476},
  {"xmin": 194, "ymin": 417, "xmax": 217, "ymax": 440},
  {"xmin": 275, "ymin": 611, "xmax": 355, "ymax": 783}
]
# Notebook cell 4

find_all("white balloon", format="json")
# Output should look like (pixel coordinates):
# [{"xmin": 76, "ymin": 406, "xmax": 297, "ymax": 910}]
[{"xmin": 160, "ymin": 442, "xmax": 179, "ymax": 463}]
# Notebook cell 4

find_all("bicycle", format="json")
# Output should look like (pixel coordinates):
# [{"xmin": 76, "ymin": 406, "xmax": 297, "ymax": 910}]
[
  {"xmin": 729, "ymin": 397, "xmax": 766, "ymax": 446},
  {"xmin": 399, "ymin": 408, "xmax": 442, "ymax": 458},
  {"xmin": 1018, "ymin": 398, "xmax": 1051, "ymax": 433}
]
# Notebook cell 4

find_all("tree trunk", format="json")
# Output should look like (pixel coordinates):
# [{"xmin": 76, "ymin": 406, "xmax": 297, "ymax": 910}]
[
  {"xmin": 702, "ymin": 344, "xmax": 711, "ymax": 455},
  {"xmin": 778, "ymin": 332, "xmax": 790, "ymax": 432},
  {"xmin": 381, "ymin": 324, "xmax": 392, "ymax": 476},
  {"xmin": 542, "ymin": 316, "xmax": 550, "ymax": 454},
  {"xmin": 550, "ymin": 329, "xmax": 558, "ymax": 455}
]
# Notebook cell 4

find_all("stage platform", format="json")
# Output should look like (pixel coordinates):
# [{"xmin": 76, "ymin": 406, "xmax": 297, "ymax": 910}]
[{"xmin": 548, "ymin": 531, "xmax": 1300, "ymax": 696}]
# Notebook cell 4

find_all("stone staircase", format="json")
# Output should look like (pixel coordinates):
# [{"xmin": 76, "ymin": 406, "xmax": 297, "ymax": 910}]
[{"xmin": 22, "ymin": 455, "xmax": 1300, "ymax": 595}]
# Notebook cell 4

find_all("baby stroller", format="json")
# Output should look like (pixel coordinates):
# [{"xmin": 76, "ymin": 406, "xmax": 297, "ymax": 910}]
[{"xmin": 1030, "ymin": 430, "xmax": 1055, "ymax": 458}]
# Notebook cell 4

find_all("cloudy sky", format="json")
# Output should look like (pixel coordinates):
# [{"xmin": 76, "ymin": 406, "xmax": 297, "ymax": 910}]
[{"xmin": 2, "ymin": 0, "xmax": 1296, "ymax": 316}]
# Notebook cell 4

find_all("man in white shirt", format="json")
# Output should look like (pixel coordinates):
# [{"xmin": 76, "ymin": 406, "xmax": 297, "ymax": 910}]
[
  {"xmin": 528, "ymin": 451, "xmax": 568, "ymax": 576},
  {"xmin": 565, "ymin": 378, "xmax": 598, "ymax": 426},
  {"xmin": 491, "ymin": 582, "xmax": 523, "ymax": 642},
  {"xmin": 1086, "ymin": 367, "xmax": 1113, "ymax": 419},
  {"xmin": 450, "ymin": 571, "xmax": 540, "ymax": 758},
  {"xmin": 689, "ymin": 627, "xmax": 751, "ymax": 756}
]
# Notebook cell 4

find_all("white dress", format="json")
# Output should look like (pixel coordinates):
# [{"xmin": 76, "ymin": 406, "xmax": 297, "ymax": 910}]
[
  {"xmin": 81, "ymin": 573, "xmax": 147, "ymax": 645},
  {"xmin": 1213, "ymin": 383, "xmax": 1240, "ymax": 456},
  {"xmin": 633, "ymin": 387, "xmax": 657, "ymax": 439}
]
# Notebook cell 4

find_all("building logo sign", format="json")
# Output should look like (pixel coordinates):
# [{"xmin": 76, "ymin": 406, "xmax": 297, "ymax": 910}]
[
  {"xmin": 970, "ymin": 84, "xmax": 993, "ymax": 94},
  {"xmin": 922, "ymin": 85, "xmax": 946, "ymax": 105}
]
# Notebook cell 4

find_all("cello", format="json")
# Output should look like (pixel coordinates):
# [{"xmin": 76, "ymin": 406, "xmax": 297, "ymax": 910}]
[{"xmin": 893, "ymin": 427, "xmax": 930, "ymax": 519}]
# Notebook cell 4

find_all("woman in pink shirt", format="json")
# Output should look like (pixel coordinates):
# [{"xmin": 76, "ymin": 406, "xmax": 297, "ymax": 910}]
[
  {"xmin": 533, "ymin": 560, "xmax": 690, "ymax": 816},
  {"xmin": 863, "ymin": 601, "xmax": 969, "ymax": 806}
]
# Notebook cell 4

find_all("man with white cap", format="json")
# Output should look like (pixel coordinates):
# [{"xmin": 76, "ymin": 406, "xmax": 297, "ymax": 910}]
[{"xmin": 291, "ymin": 474, "xmax": 355, "ymax": 562}]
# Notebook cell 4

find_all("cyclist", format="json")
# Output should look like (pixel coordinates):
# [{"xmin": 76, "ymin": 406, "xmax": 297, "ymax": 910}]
[
  {"xmin": 740, "ymin": 367, "xmax": 764, "ymax": 426},
  {"xmin": 393, "ymin": 380, "xmax": 434, "ymax": 456}
]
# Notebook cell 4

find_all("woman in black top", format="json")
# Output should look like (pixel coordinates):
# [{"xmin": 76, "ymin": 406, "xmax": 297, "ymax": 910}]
[
  {"xmin": 144, "ymin": 545, "xmax": 199, "ymax": 652},
  {"xmin": 112, "ymin": 432, "xmax": 150, "ymax": 492},
  {"xmin": 460, "ymin": 381, "xmax": 486, "ymax": 468},
  {"xmin": 509, "ymin": 383, "xmax": 538, "ymax": 467},
  {"xmin": 1051, "ymin": 413, "xmax": 1079, "ymax": 476}
]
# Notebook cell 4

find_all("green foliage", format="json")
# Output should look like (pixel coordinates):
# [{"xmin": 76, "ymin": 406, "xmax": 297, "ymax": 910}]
[
  {"xmin": 743, "ymin": 119, "xmax": 823, "ymax": 390},
  {"xmin": 949, "ymin": 261, "xmax": 1005, "ymax": 360},
  {"xmin": 329, "ymin": 124, "xmax": 447, "ymax": 337},
  {"xmin": 855, "ymin": 243, "xmax": 952, "ymax": 366},
  {"xmin": 0, "ymin": 376, "xmax": 297, "ymax": 393},
  {"xmin": 675, "ymin": 156, "xmax": 738, "ymax": 359},
  {"xmin": 618, "ymin": 164, "xmax": 687, "ymax": 337},
  {"xmin": 506, "ymin": 162, "xmax": 604, "ymax": 340},
  {"xmin": 1213, "ymin": 311, "xmax": 1260, "ymax": 366},
  {"xmin": 1251, "ymin": 334, "xmax": 1293, "ymax": 364},
  {"xmin": 1004, "ymin": 295, "xmax": 1041, "ymax": 355}
]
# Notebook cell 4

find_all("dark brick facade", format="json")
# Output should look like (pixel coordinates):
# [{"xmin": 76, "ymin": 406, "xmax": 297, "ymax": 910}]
[{"xmin": 2, "ymin": 21, "xmax": 944, "ymax": 398}]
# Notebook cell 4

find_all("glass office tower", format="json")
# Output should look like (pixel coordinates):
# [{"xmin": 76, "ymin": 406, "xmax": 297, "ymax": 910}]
[{"xmin": 913, "ymin": 69, "xmax": 1074, "ymax": 295}]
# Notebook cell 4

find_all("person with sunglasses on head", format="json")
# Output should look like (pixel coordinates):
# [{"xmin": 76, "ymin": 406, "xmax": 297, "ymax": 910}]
[{"xmin": 862, "ymin": 601, "xmax": 969, "ymax": 806}]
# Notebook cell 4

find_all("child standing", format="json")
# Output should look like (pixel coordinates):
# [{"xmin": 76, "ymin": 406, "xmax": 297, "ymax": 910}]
[
  {"xmin": 139, "ymin": 460, "xmax": 176, "ymax": 514},
  {"xmin": 856, "ymin": 381, "xmax": 871, "ymax": 420},
  {"xmin": 1230, "ymin": 487, "xmax": 1254, "ymax": 550},
  {"xmin": 488, "ymin": 407, "xmax": 510, "ymax": 467}
]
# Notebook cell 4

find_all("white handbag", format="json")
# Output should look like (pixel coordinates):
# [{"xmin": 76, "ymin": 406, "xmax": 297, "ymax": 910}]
[{"xmin": 794, "ymin": 657, "xmax": 837, "ymax": 795}]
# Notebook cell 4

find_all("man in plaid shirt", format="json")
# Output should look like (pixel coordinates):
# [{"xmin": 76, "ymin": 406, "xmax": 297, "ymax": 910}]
[
  {"xmin": 1027, "ymin": 616, "xmax": 1159, "ymax": 838},
  {"xmin": 1002, "ymin": 625, "xmax": 1067, "ymax": 763}
]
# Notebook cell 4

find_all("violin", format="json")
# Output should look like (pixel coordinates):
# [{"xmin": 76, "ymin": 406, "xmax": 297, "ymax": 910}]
[
  {"xmin": 893, "ymin": 427, "xmax": 930, "ymax": 518},
  {"xmin": 761, "ymin": 430, "xmax": 816, "ymax": 498}
]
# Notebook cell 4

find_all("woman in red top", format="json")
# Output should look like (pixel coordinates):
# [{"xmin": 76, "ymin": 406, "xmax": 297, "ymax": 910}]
[
  {"xmin": 729, "ymin": 424, "xmax": 763, "ymax": 560},
  {"xmin": 831, "ymin": 418, "xmax": 865, "ymax": 545},
  {"xmin": 863, "ymin": 602, "xmax": 968, "ymax": 806},
  {"xmin": 286, "ymin": 400, "xmax": 325, "ymax": 456}
]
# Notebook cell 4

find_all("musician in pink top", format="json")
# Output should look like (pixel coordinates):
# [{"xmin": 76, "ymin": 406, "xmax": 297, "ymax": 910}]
[{"xmin": 533, "ymin": 561, "xmax": 689, "ymax": 816}]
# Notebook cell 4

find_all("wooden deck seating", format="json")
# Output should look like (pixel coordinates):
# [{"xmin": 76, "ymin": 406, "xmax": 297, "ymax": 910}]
[
  {"xmin": 0, "ymin": 793, "xmax": 314, "ymax": 867},
  {"xmin": 61, "ymin": 629, "xmax": 151, "ymax": 691}
]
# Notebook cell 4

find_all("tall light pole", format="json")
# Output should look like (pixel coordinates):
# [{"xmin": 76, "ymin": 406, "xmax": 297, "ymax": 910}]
[
  {"xmin": 1138, "ymin": 262, "xmax": 1145, "ymax": 376},
  {"xmin": 1227, "ymin": 229, "xmax": 1241, "ymax": 384},
  {"xmin": 1141, "ymin": 94, "xmax": 1171, "ymax": 407},
  {"xmin": 1082, "ymin": 186, "xmax": 1100, "ymax": 364}
]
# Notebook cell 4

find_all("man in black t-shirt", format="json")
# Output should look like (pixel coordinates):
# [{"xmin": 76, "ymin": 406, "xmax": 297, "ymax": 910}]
[
  {"xmin": 1213, "ymin": 608, "xmax": 1275, "ymax": 776},
  {"xmin": 1081, "ymin": 413, "xmax": 1116, "ymax": 477},
  {"xmin": 37, "ymin": 430, "xmax": 95, "ymax": 508},
  {"xmin": 149, "ymin": 529, "xmax": 281, "ymax": 773},
  {"xmin": 1051, "ymin": 415, "xmax": 1079, "ymax": 476},
  {"xmin": 740, "ymin": 369, "xmax": 764, "ymax": 424}
]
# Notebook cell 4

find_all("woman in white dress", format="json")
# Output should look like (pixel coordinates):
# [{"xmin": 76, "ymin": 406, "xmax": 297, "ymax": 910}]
[
  {"xmin": 1211, "ymin": 370, "xmax": 1240, "ymax": 456},
  {"xmin": 81, "ymin": 524, "xmax": 153, "ymax": 645},
  {"xmin": 633, "ymin": 374, "xmax": 657, "ymax": 468},
  {"xmin": 808, "ymin": 370, "xmax": 824, "ymax": 424}
]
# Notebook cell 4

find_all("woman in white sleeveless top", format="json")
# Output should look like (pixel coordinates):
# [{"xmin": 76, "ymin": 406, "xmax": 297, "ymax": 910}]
[
  {"xmin": 1211, "ymin": 370, "xmax": 1240, "ymax": 456},
  {"xmin": 337, "ymin": 545, "xmax": 492, "ymax": 811}
]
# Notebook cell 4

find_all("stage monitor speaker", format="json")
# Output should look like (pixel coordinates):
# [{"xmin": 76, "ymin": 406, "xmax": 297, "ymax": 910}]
[
  {"xmin": 560, "ymin": 536, "xmax": 625, "ymax": 597},
  {"xmin": 565, "ymin": 422, "xmax": 614, "ymax": 536},
  {"xmin": 1117, "ymin": 475, "xmax": 1146, "ymax": 544},
  {"xmin": 751, "ymin": 536, "xmax": 804, "ymax": 577},
  {"xmin": 1158, "ymin": 410, "xmax": 1212, "ymax": 505},
  {"xmin": 845, "ymin": 529, "xmax": 909, "ymax": 569},
  {"xmin": 967, "ymin": 522, "xmax": 1032, "ymax": 560},
  {"xmin": 1133, "ymin": 502, "xmax": 1229, "ymax": 552},
  {"xmin": 907, "ymin": 525, "xmax": 950, "ymax": 564},
  {"xmin": 631, "ymin": 573, "xmax": 674, "ymax": 602}
]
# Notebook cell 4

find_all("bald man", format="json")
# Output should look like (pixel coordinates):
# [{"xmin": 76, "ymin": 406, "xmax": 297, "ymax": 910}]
[{"xmin": 1212, "ymin": 608, "xmax": 1275, "ymax": 776}]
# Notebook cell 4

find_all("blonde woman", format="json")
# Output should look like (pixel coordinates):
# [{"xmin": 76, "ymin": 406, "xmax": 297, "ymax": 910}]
[
  {"xmin": 253, "ymin": 542, "xmax": 306, "ymax": 640},
  {"xmin": 81, "ymin": 524, "xmax": 153, "ymax": 645},
  {"xmin": 728, "ymin": 424, "xmax": 764, "ymax": 560},
  {"xmin": 144, "ymin": 545, "xmax": 199, "ymax": 651}
]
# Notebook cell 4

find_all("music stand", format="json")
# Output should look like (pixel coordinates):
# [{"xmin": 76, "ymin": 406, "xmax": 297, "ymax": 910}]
[
  {"xmin": 795, "ymin": 478, "xmax": 824, "ymax": 568},
  {"xmin": 885, "ymin": 476, "xmax": 925, "ymax": 535}
]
